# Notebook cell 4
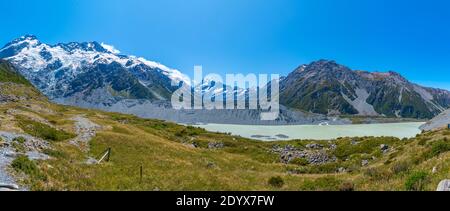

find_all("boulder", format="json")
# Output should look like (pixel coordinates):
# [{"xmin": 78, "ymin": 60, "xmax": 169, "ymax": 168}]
[
  {"xmin": 437, "ymin": 180, "xmax": 450, "ymax": 191},
  {"xmin": 306, "ymin": 143, "xmax": 323, "ymax": 149},
  {"xmin": 0, "ymin": 184, "xmax": 19, "ymax": 190},
  {"xmin": 380, "ymin": 144, "xmax": 390, "ymax": 153},
  {"xmin": 208, "ymin": 142, "xmax": 224, "ymax": 149},
  {"xmin": 361, "ymin": 160, "xmax": 369, "ymax": 166}
]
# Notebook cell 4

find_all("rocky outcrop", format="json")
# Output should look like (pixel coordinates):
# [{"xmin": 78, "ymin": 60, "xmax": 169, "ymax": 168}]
[
  {"xmin": 420, "ymin": 109, "xmax": 450, "ymax": 131},
  {"xmin": 437, "ymin": 180, "xmax": 450, "ymax": 191},
  {"xmin": 271, "ymin": 144, "xmax": 336, "ymax": 165}
]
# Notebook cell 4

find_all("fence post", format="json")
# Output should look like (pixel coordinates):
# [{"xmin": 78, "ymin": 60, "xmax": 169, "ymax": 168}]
[{"xmin": 139, "ymin": 165, "xmax": 143, "ymax": 184}]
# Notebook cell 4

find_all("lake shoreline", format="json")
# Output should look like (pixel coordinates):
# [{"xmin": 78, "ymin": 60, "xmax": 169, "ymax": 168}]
[{"xmin": 192, "ymin": 122, "xmax": 426, "ymax": 141}]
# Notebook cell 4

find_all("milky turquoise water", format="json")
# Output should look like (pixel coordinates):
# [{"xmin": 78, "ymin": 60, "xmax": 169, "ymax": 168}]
[{"xmin": 195, "ymin": 122, "xmax": 425, "ymax": 141}]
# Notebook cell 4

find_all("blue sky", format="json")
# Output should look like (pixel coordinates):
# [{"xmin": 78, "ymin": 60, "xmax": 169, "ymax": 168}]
[{"xmin": 1, "ymin": 0, "xmax": 449, "ymax": 90}]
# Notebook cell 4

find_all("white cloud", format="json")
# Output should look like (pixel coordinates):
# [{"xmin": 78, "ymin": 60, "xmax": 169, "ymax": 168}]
[{"xmin": 100, "ymin": 42, "xmax": 121, "ymax": 54}]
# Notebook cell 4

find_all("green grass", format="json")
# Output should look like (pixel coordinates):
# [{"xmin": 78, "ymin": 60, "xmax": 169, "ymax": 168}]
[
  {"xmin": 16, "ymin": 116, "xmax": 75, "ymax": 142},
  {"xmin": 405, "ymin": 171, "xmax": 429, "ymax": 191},
  {"xmin": 0, "ymin": 60, "xmax": 32, "ymax": 85},
  {"xmin": 2, "ymin": 99, "xmax": 450, "ymax": 191},
  {"xmin": 12, "ymin": 155, "xmax": 47, "ymax": 182}
]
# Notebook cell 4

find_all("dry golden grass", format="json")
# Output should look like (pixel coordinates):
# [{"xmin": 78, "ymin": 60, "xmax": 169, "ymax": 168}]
[{"xmin": 1, "ymin": 91, "xmax": 449, "ymax": 191}]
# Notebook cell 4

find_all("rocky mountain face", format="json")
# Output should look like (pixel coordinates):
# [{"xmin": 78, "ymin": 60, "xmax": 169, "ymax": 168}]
[
  {"xmin": 280, "ymin": 60, "xmax": 450, "ymax": 119},
  {"xmin": 0, "ymin": 36, "xmax": 345, "ymax": 125},
  {"xmin": 2, "ymin": 36, "xmax": 448, "ymax": 123},
  {"xmin": 0, "ymin": 35, "xmax": 188, "ymax": 103},
  {"xmin": 420, "ymin": 109, "xmax": 450, "ymax": 131}
]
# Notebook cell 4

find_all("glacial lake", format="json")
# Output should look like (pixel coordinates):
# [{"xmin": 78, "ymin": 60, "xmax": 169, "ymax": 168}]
[{"xmin": 194, "ymin": 122, "xmax": 425, "ymax": 141}]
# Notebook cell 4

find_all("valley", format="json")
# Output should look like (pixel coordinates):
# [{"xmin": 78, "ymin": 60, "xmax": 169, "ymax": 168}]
[{"xmin": 0, "ymin": 36, "xmax": 449, "ymax": 191}]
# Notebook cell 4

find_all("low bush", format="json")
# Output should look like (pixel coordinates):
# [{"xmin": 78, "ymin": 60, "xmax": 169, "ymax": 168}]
[
  {"xmin": 364, "ymin": 167, "xmax": 392, "ymax": 181},
  {"xmin": 339, "ymin": 182, "xmax": 355, "ymax": 191},
  {"xmin": 391, "ymin": 161, "xmax": 411, "ymax": 175},
  {"xmin": 11, "ymin": 155, "xmax": 46, "ymax": 180},
  {"xmin": 42, "ymin": 149, "xmax": 68, "ymax": 159},
  {"xmin": 289, "ymin": 158, "xmax": 309, "ymax": 166},
  {"xmin": 405, "ymin": 171, "xmax": 428, "ymax": 191},
  {"xmin": 428, "ymin": 139, "xmax": 450, "ymax": 158},
  {"xmin": 16, "ymin": 116, "xmax": 75, "ymax": 142},
  {"xmin": 268, "ymin": 176, "xmax": 284, "ymax": 188},
  {"xmin": 301, "ymin": 177, "xmax": 342, "ymax": 191},
  {"xmin": 13, "ymin": 136, "xmax": 26, "ymax": 144}
]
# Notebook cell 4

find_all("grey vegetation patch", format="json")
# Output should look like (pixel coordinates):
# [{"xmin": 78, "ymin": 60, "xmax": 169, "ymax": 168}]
[{"xmin": 69, "ymin": 115, "xmax": 101, "ymax": 152}]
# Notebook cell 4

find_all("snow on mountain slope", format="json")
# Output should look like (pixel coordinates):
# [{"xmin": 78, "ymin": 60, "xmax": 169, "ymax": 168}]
[{"xmin": 0, "ymin": 35, "xmax": 189, "ymax": 98}]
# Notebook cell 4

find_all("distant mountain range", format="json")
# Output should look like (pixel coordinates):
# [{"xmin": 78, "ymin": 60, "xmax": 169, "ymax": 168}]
[
  {"xmin": 1, "ymin": 35, "xmax": 449, "ymax": 123},
  {"xmin": 281, "ymin": 60, "xmax": 450, "ymax": 119}
]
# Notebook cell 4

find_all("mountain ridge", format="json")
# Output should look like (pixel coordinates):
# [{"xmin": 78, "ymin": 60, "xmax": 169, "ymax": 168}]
[
  {"xmin": 1, "ymin": 36, "xmax": 449, "ymax": 122},
  {"xmin": 280, "ymin": 60, "xmax": 450, "ymax": 119}
]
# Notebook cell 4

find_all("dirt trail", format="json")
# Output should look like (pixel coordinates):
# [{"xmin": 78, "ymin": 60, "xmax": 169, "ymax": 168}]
[{"xmin": 70, "ymin": 116, "xmax": 101, "ymax": 152}]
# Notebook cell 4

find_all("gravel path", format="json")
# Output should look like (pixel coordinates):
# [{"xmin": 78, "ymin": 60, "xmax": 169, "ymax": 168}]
[{"xmin": 70, "ymin": 116, "xmax": 101, "ymax": 152}]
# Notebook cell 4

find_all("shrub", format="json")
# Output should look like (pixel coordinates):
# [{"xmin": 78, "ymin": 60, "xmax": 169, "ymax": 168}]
[
  {"xmin": 42, "ymin": 149, "xmax": 68, "ymax": 159},
  {"xmin": 304, "ymin": 162, "xmax": 340, "ymax": 174},
  {"xmin": 429, "ymin": 140, "xmax": 450, "ymax": 157},
  {"xmin": 16, "ymin": 117, "xmax": 75, "ymax": 142},
  {"xmin": 301, "ymin": 177, "xmax": 342, "ymax": 191},
  {"xmin": 391, "ymin": 161, "xmax": 411, "ymax": 175},
  {"xmin": 364, "ymin": 167, "xmax": 392, "ymax": 181},
  {"xmin": 289, "ymin": 158, "xmax": 309, "ymax": 166},
  {"xmin": 12, "ymin": 141, "xmax": 26, "ymax": 153},
  {"xmin": 13, "ymin": 136, "xmax": 26, "ymax": 144},
  {"xmin": 339, "ymin": 182, "xmax": 355, "ymax": 191},
  {"xmin": 268, "ymin": 176, "xmax": 284, "ymax": 188},
  {"xmin": 11, "ymin": 155, "xmax": 46, "ymax": 180},
  {"xmin": 405, "ymin": 171, "xmax": 428, "ymax": 191}
]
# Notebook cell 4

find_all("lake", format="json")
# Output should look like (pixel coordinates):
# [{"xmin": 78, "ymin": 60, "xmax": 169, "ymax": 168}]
[{"xmin": 194, "ymin": 122, "xmax": 425, "ymax": 141}]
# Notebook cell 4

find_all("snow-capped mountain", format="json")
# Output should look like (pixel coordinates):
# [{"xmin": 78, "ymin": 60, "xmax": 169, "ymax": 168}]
[
  {"xmin": 0, "ymin": 35, "xmax": 189, "ymax": 102},
  {"xmin": 280, "ymin": 60, "xmax": 450, "ymax": 119}
]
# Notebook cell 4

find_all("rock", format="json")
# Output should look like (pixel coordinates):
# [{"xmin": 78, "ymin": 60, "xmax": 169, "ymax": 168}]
[
  {"xmin": 436, "ymin": 180, "xmax": 450, "ymax": 191},
  {"xmin": 351, "ymin": 140, "xmax": 359, "ymax": 145},
  {"xmin": 85, "ymin": 157, "xmax": 98, "ymax": 165},
  {"xmin": 208, "ymin": 142, "xmax": 224, "ymax": 149},
  {"xmin": 432, "ymin": 166, "xmax": 438, "ymax": 174},
  {"xmin": 329, "ymin": 144, "xmax": 337, "ymax": 150},
  {"xmin": 0, "ymin": 184, "xmax": 19, "ymax": 190},
  {"xmin": 206, "ymin": 162, "xmax": 216, "ymax": 168},
  {"xmin": 275, "ymin": 134, "xmax": 290, "ymax": 139},
  {"xmin": 306, "ymin": 143, "xmax": 323, "ymax": 149},
  {"xmin": 4, "ymin": 151, "xmax": 18, "ymax": 158},
  {"xmin": 380, "ymin": 144, "xmax": 389, "ymax": 153},
  {"xmin": 307, "ymin": 151, "xmax": 336, "ymax": 164},
  {"xmin": 272, "ymin": 145, "xmax": 335, "ymax": 165},
  {"xmin": 362, "ymin": 160, "xmax": 369, "ymax": 166},
  {"xmin": 338, "ymin": 167, "xmax": 346, "ymax": 173}
]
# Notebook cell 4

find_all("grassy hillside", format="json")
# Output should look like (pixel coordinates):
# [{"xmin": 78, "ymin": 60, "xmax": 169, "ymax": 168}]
[
  {"xmin": 1, "ymin": 97, "xmax": 449, "ymax": 191},
  {"xmin": 0, "ymin": 60, "xmax": 31, "ymax": 85},
  {"xmin": 1, "ymin": 60, "xmax": 449, "ymax": 191}
]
